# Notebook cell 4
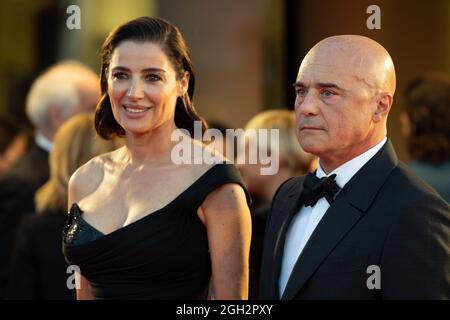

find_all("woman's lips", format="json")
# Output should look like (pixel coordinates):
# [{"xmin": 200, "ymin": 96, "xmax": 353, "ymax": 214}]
[{"xmin": 122, "ymin": 105, "xmax": 152, "ymax": 117}]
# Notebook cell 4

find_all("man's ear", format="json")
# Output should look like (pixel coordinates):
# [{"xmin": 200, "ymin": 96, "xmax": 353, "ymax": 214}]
[
  {"xmin": 373, "ymin": 93, "xmax": 393, "ymax": 122},
  {"xmin": 178, "ymin": 71, "xmax": 190, "ymax": 97}
]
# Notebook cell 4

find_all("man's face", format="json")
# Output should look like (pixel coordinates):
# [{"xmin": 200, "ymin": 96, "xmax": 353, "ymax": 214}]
[{"xmin": 293, "ymin": 51, "xmax": 378, "ymax": 165}]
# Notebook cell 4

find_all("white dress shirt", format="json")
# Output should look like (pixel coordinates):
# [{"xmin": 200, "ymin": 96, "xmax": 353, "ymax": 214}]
[
  {"xmin": 35, "ymin": 133, "xmax": 52, "ymax": 152},
  {"xmin": 278, "ymin": 138, "xmax": 387, "ymax": 297}
]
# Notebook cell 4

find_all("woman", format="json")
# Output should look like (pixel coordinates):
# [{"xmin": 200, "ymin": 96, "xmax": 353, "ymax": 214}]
[
  {"xmin": 62, "ymin": 17, "xmax": 252, "ymax": 300},
  {"xmin": 238, "ymin": 109, "xmax": 315, "ymax": 299},
  {"xmin": 7, "ymin": 114, "xmax": 118, "ymax": 299}
]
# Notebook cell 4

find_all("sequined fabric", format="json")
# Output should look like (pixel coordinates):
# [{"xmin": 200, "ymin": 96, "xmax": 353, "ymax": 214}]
[{"xmin": 63, "ymin": 203, "xmax": 104, "ymax": 246}]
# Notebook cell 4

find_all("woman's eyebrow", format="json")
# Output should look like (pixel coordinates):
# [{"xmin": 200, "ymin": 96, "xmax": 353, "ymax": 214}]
[{"xmin": 111, "ymin": 66, "xmax": 166, "ymax": 73}]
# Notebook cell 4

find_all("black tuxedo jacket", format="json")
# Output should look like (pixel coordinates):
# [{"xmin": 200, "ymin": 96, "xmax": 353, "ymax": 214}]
[
  {"xmin": 7, "ymin": 212, "xmax": 75, "ymax": 300},
  {"xmin": 260, "ymin": 141, "xmax": 450, "ymax": 299},
  {"xmin": 0, "ymin": 140, "xmax": 49, "ymax": 298}
]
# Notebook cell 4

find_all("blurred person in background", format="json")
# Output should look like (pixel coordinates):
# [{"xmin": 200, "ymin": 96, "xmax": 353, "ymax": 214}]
[
  {"xmin": 401, "ymin": 72, "xmax": 450, "ymax": 202},
  {"xmin": 206, "ymin": 119, "xmax": 236, "ymax": 161},
  {"xmin": 0, "ymin": 60, "xmax": 100, "ymax": 298},
  {"xmin": 7, "ymin": 114, "xmax": 119, "ymax": 299},
  {"xmin": 238, "ymin": 109, "xmax": 315, "ymax": 299},
  {"xmin": 0, "ymin": 116, "xmax": 28, "ymax": 177}
]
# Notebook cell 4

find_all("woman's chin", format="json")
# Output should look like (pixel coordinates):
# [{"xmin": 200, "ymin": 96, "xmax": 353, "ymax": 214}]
[{"xmin": 122, "ymin": 125, "xmax": 153, "ymax": 136}]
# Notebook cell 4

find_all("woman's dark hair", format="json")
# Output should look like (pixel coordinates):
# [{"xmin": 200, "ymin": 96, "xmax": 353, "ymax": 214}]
[
  {"xmin": 95, "ymin": 16, "xmax": 207, "ymax": 139},
  {"xmin": 404, "ymin": 72, "xmax": 450, "ymax": 164}
]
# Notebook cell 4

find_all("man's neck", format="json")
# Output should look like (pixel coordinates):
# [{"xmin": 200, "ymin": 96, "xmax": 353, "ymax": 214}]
[{"xmin": 319, "ymin": 137, "xmax": 387, "ymax": 174}]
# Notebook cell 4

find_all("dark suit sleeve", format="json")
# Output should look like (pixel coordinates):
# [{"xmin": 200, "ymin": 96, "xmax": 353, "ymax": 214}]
[
  {"xmin": 0, "ymin": 177, "xmax": 36, "ymax": 298},
  {"xmin": 381, "ymin": 192, "xmax": 450, "ymax": 299},
  {"xmin": 259, "ymin": 177, "xmax": 298, "ymax": 299},
  {"xmin": 7, "ymin": 216, "xmax": 39, "ymax": 299}
]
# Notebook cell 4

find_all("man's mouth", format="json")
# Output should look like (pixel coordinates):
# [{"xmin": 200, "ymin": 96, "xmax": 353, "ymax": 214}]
[{"xmin": 300, "ymin": 125, "xmax": 323, "ymax": 131}]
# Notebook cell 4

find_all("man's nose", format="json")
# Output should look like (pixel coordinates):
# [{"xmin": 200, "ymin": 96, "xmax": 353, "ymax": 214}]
[{"xmin": 295, "ymin": 92, "xmax": 319, "ymax": 117}]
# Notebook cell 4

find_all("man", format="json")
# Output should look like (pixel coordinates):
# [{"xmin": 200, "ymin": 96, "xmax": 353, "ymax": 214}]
[
  {"xmin": 259, "ymin": 35, "xmax": 450, "ymax": 299},
  {"xmin": 0, "ymin": 61, "xmax": 100, "ymax": 298},
  {"xmin": 0, "ymin": 116, "xmax": 28, "ymax": 177}
]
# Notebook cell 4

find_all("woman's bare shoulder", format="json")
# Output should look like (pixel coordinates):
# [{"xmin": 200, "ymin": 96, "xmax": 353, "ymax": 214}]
[
  {"xmin": 191, "ymin": 138, "xmax": 228, "ymax": 167},
  {"xmin": 68, "ymin": 148, "xmax": 121, "ymax": 203},
  {"xmin": 188, "ymin": 147, "xmax": 224, "ymax": 179}
]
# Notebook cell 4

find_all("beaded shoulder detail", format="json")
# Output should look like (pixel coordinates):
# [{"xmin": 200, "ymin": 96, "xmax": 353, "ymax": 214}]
[{"xmin": 63, "ymin": 203, "xmax": 104, "ymax": 246}]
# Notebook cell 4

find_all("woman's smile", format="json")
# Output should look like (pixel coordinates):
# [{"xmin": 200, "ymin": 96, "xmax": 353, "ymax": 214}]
[{"xmin": 122, "ymin": 104, "xmax": 153, "ymax": 118}]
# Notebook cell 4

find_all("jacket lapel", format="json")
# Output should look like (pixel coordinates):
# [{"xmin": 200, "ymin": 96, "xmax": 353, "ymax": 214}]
[
  {"xmin": 270, "ymin": 186, "xmax": 303, "ymax": 298},
  {"xmin": 281, "ymin": 140, "xmax": 398, "ymax": 299},
  {"xmin": 281, "ymin": 197, "xmax": 363, "ymax": 299}
]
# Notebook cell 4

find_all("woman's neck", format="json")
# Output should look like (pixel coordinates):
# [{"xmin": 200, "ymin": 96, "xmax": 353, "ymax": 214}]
[{"xmin": 123, "ymin": 122, "xmax": 180, "ymax": 166}]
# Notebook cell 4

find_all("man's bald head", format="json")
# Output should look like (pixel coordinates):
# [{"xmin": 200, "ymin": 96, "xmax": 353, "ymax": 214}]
[{"xmin": 301, "ymin": 35, "xmax": 396, "ymax": 96}]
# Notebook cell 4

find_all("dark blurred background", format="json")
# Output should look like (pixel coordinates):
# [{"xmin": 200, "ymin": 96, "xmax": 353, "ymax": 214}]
[{"xmin": 1, "ymin": 0, "xmax": 449, "ymax": 161}]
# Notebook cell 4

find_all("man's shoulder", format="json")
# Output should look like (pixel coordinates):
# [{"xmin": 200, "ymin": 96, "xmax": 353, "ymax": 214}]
[
  {"xmin": 389, "ymin": 162, "xmax": 445, "ymax": 200},
  {"xmin": 4, "ymin": 142, "xmax": 49, "ymax": 188},
  {"xmin": 368, "ymin": 161, "xmax": 449, "ymax": 219},
  {"xmin": 0, "ymin": 173, "xmax": 36, "ymax": 209},
  {"xmin": 348, "ymin": 141, "xmax": 443, "ymax": 209}
]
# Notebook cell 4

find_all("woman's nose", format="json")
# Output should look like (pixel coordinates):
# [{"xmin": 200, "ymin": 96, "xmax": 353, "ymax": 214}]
[{"xmin": 126, "ymin": 80, "xmax": 144, "ymax": 99}]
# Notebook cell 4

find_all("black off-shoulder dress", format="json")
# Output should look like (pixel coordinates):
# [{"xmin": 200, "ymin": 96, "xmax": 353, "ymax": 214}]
[{"xmin": 62, "ymin": 164, "xmax": 250, "ymax": 300}]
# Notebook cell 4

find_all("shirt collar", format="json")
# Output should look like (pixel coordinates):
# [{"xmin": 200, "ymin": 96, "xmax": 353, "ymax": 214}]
[
  {"xmin": 35, "ymin": 133, "xmax": 52, "ymax": 152},
  {"xmin": 316, "ymin": 137, "xmax": 387, "ymax": 188}
]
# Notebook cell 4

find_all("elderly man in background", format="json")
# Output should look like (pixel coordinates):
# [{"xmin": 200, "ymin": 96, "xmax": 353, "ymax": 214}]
[{"xmin": 0, "ymin": 61, "xmax": 100, "ymax": 298}]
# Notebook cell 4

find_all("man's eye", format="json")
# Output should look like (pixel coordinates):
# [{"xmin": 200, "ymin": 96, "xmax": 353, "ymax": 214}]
[
  {"xmin": 321, "ymin": 90, "xmax": 335, "ymax": 97},
  {"xmin": 296, "ymin": 88, "xmax": 307, "ymax": 96}
]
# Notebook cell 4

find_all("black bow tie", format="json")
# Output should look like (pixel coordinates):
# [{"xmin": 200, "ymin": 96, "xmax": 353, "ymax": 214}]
[{"xmin": 301, "ymin": 172, "xmax": 341, "ymax": 207}]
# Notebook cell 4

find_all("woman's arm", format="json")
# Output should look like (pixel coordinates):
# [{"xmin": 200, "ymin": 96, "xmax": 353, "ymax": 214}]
[
  {"xmin": 76, "ymin": 273, "xmax": 94, "ymax": 300},
  {"xmin": 199, "ymin": 183, "xmax": 252, "ymax": 300}
]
